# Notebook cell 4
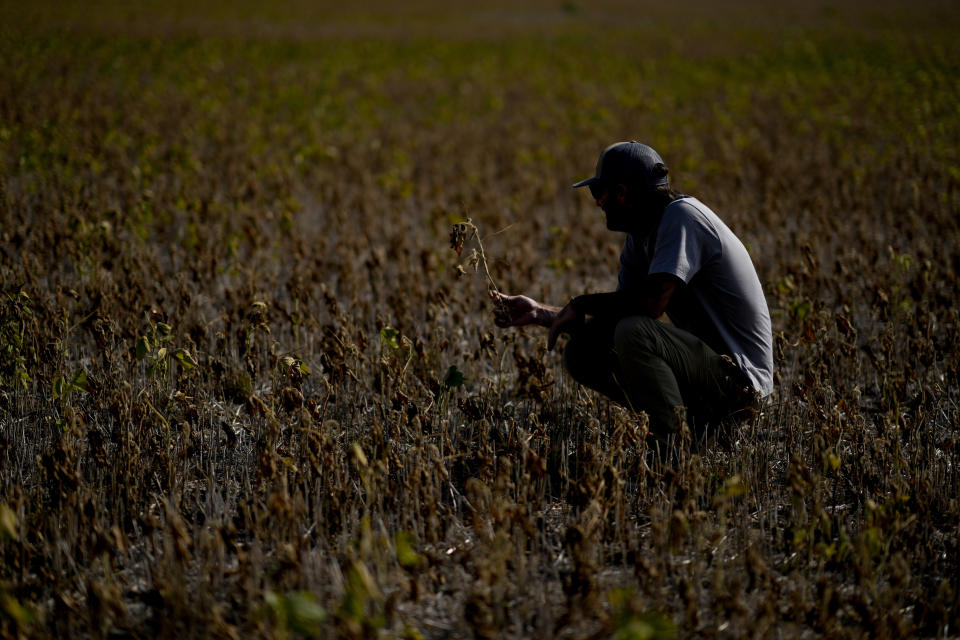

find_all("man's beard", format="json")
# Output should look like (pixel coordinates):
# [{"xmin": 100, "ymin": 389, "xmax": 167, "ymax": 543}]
[{"xmin": 603, "ymin": 202, "xmax": 633, "ymax": 232}]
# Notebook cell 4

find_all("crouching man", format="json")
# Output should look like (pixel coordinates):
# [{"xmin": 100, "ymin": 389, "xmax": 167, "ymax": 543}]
[{"xmin": 494, "ymin": 141, "xmax": 773, "ymax": 453}]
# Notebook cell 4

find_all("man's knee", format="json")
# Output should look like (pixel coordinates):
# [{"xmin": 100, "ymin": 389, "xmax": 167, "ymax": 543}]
[
  {"xmin": 613, "ymin": 315, "xmax": 661, "ymax": 361},
  {"xmin": 563, "ymin": 326, "xmax": 622, "ymax": 392}
]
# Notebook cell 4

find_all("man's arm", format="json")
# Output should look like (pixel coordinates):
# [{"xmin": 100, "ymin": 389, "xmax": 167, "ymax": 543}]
[
  {"xmin": 571, "ymin": 273, "xmax": 681, "ymax": 320},
  {"xmin": 546, "ymin": 273, "xmax": 682, "ymax": 350},
  {"xmin": 492, "ymin": 274, "xmax": 682, "ymax": 350}
]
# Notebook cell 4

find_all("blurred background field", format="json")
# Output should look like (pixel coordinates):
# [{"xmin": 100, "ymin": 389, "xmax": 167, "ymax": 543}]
[{"xmin": 1, "ymin": 1, "xmax": 959, "ymax": 638}]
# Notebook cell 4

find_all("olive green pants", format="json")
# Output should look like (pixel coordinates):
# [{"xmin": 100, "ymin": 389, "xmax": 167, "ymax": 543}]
[{"xmin": 563, "ymin": 315, "xmax": 757, "ymax": 447}]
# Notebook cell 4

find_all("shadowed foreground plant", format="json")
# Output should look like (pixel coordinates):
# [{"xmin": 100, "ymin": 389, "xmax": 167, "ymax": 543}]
[{"xmin": 262, "ymin": 591, "xmax": 327, "ymax": 639}]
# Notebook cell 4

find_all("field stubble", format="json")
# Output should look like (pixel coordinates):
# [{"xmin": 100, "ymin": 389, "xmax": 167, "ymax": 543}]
[{"xmin": 1, "ymin": 1, "xmax": 959, "ymax": 638}]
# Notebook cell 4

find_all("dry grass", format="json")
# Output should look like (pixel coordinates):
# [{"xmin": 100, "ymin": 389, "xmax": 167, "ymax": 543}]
[{"xmin": 1, "ymin": 1, "xmax": 959, "ymax": 638}]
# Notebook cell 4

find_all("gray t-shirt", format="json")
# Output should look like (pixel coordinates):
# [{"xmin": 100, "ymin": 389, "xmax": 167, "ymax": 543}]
[{"xmin": 618, "ymin": 196, "xmax": 774, "ymax": 395}]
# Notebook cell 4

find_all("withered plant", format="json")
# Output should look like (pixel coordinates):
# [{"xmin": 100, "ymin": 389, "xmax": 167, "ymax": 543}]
[{"xmin": 0, "ymin": 1, "xmax": 958, "ymax": 638}]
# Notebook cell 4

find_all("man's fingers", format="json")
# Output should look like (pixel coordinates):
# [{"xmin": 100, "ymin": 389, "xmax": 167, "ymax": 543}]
[
  {"xmin": 491, "ymin": 293, "xmax": 540, "ymax": 329},
  {"xmin": 547, "ymin": 304, "xmax": 578, "ymax": 350},
  {"xmin": 497, "ymin": 314, "xmax": 529, "ymax": 329},
  {"xmin": 547, "ymin": 321, "xmax": 561, "ymax": 350},
  {"xmin": 493, "ymin": 302, "xmax": 512, "ymax": 325},
  {"xmin": 490, "ymin": 291, "xmax": 514, "ymax": 312}
]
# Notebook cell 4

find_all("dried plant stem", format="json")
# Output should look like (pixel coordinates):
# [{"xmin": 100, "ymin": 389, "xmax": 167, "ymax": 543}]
[
  {"xmin": 468, "ymin": 221, "xmax": 502, "ymax": 297},
  {"xmin": 450, "ymin": 218, "xmax": 507, "ymax": 317}
]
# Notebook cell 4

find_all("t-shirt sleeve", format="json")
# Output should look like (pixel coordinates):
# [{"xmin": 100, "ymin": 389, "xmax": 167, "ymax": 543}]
[{"xmin": 648, "ymin": 203, "xmax": 719, "ymax": 283}]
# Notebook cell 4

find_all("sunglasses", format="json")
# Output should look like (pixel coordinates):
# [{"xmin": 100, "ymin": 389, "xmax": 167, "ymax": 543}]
[{"xmin": 588, "ymin": 181, "xmax": 607, "ymax": 201}]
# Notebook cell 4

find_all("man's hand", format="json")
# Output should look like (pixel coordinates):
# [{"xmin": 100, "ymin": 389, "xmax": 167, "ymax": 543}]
[
  {"xmin": 491, "ymin": 291, "xmax": 544, "ymax": 328},
  {"xmin": 491, "ymin": 291, "xmax": 566, "ymax": 329},
  {"xmin": 547, "ymin": 301, "xmax": 579, "ymax": 351}
]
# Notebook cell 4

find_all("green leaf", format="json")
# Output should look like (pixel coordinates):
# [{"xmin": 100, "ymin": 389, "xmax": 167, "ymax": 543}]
[
  {"xmin": 52, "ymin": 375, "xmax": 64, "ymax": 399},
  {"xmin": 380, "ymin": 326, "xmax": 399, "ymax": 349},
  {"xmin": 264, "ymin": 590, "xmax": 327, "ymax": 637},
  {"xmin": 613, "ymin": 611, "xmax": 675, "ymax": 640},
  {"xmin": 720, "ymin": 474, "xmax": 747, "ymax": 499},
  {"xmin": 442, "ymin": 365, "xmax": 464, "ymax": 389},
  {"xmin": 0, "ymin": 591, "xmax": 36, "ymax": 626},
  {"xmin": 825, "ymin": 452, "xmax": 841, "ymax": 471},
  {"xmin": 282, "ymin": 591, "xmax": 327, "ymax": 635},
  {"xmin": 136, "ymin": 335, "xmax": 150, "ymax": 360},
  {"xmin": 0, "ymin": 503, "xmax": 18, "ymax": 540},
  {"xmin": 789, "ymin": 299, "xmax": 811, "ymax": 322},
  {"xmin": 775, "ymin": 275, "xmax": 795, "ymax": 295},
  {"xmin": 608, "ymin": 589, "xmax": 675, "ymax": 640},
  {"xmin": 173, "ymin": 349, "xmax": 197, "ymax": 370},
  {"xmin": 395, "ymin": 531, "xmax": 422, "ymax": 569},
  {"xmin": 70, "ymin": 369, "xmax": 89, "ymax": 393},
  {"xmin": 148, "ymin": 357, "xmax": 165, "ymax": 376}
]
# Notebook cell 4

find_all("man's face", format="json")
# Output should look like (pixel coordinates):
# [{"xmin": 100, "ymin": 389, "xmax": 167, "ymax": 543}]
[{"xmin": 591, "ymin": 181, "xmax": 633, "ymax": 232}]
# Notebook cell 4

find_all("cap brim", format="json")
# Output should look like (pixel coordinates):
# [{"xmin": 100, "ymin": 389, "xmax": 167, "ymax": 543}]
[{"xmin": 572, "ymin": 176, "xmax": 599, "ymax": 188}]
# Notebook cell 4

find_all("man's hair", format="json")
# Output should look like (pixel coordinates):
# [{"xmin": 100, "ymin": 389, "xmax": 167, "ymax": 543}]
[
  {"xmin": 649, "ymin": 183, "xmax": 682, "ymax": 208},
  {"xmin": 624, "ymin": 164, "xmax": 681, "ymax": 213}
]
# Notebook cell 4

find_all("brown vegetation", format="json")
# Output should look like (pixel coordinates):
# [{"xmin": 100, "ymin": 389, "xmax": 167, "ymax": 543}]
[{"xmin": 1, "ymin": 1, "xmax": 958, "ymax": 637}]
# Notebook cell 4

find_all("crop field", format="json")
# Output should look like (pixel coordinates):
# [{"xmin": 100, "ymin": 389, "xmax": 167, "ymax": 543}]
[{"xmin": 1, "ymin": 0, "xmax": 959, "ymax": 638}]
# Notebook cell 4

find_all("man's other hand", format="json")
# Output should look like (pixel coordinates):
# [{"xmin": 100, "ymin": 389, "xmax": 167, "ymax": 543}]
[{"xmin": 547, "ymin": 302, "xmax": 579, "ymax": 351}]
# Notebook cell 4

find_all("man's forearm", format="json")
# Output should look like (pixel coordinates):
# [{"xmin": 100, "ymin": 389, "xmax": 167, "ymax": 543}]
[
  {"xmin": 569, "ymin": 275, "xmax": 679, "ymax": 321},
  {"xmin": 533, "ymin": 303, "xmax": 563, "ymax": 327}
]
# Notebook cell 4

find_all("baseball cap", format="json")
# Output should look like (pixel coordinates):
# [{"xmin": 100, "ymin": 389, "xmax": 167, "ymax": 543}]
[{"xmin": 572, "ymin": 141, "xmax": 669, "ymax": 190}]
